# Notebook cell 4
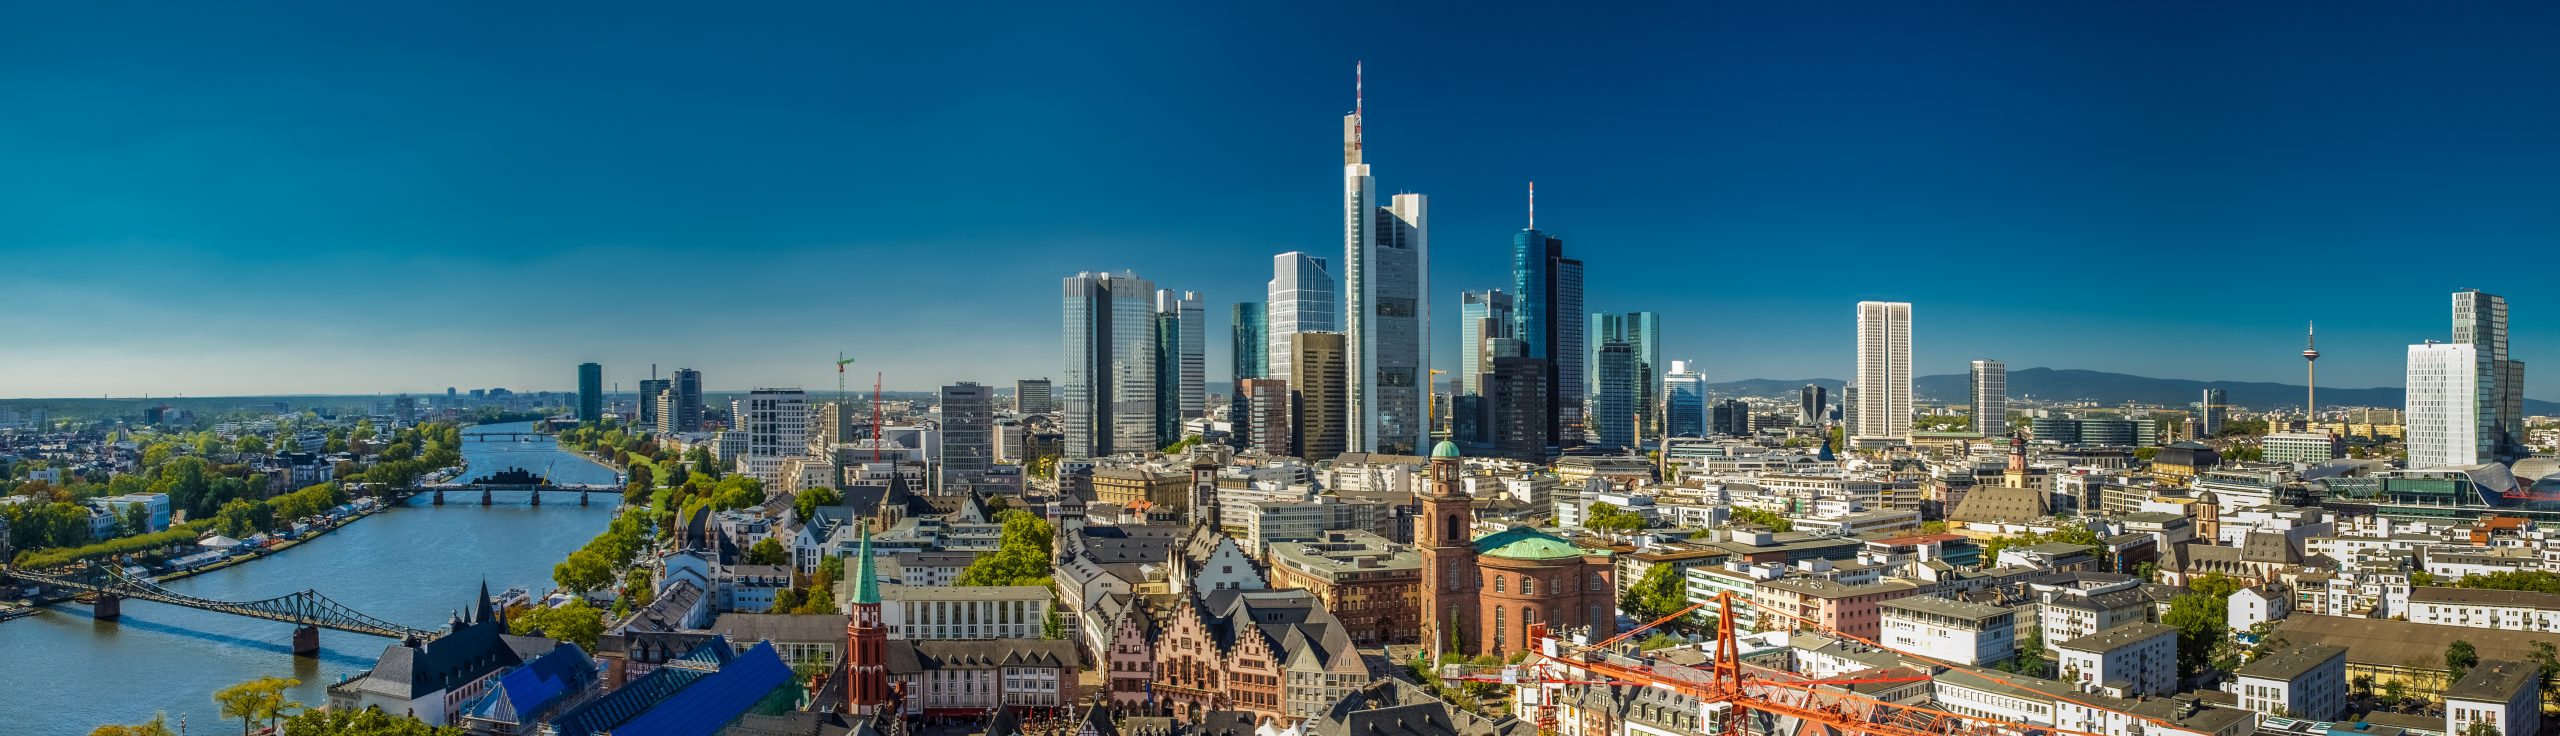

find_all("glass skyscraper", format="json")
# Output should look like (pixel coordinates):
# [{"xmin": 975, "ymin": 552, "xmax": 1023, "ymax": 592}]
[
  {"xmin": 1268, "ymin": 251, "xmax": 1335, "ymax": 383},
  {"xmin": 1061, "ymin": 271, "xmax": 1157, "ymax": 458},
  {"xmin": 1230, "ymin": 302, "xmax": 1268, "ymax": 448},
  {"xmin": 1664, "ymin": 361, "xmax": 1706, "ymax": 438},
  {"xmin": 1512, "ymin": 226, "xmax": 1582, "ymax": 449},
  {"xmin": 1458, "ymin": 290, "xmax": 1512, "ymax": 396}
]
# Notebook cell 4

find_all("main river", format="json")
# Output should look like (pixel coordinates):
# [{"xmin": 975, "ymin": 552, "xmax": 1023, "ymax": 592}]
[{"xmin": 0, "ymin": 422, "xmax": 619, "ymax": 734}]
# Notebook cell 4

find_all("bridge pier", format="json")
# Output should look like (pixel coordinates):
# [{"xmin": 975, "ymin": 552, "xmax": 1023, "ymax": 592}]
[
  {"xmin": 481, "ymin": 488, "xmax": 492, "ymax": 506},
  {"xmin": 530, "ymin": 488, "xmax": 541, "ymax": 507},
  {"xmin": 580, "ymin": 488, "xmax": 590, "ymax": 506},
  {"xmin": 92, "ymin": 593, "xmax": 121, "ymax": 621},
  {"xmin": 433, "ymin": 489, "xmax": 445, "ymax": 505},
  {"xmin": 292, "ymin": 625, "xmax": 321, "ymax": 657}
]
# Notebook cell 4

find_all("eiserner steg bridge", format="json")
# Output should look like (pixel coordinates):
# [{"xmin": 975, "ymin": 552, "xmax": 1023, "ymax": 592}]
[{"xmin": 1, "ymin": 565, "xmax": 440, "ymax": 655}]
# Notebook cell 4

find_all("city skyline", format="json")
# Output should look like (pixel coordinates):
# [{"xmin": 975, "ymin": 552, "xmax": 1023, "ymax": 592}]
[{"xmin": 9, "ymin": 3, "xmax": 2560, "ymax": 397}]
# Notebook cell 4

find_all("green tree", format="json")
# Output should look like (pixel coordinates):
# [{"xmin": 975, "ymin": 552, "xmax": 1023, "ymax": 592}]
[
  {"xmin": 1728, "ymin": 507, "xmax": 1794, "ymax": 532},
  {"xmin": 709, "ymin": 476, "xmax": 765, "ymax": 510},
  {"xmin": 746, "ymin": 537, "xmax": 790, "ymax": 566},
  {"xmin": 794, "ymin": 486, "xmax": 843, "ymax": 520},
  {"xmin": 1618, "ymin": 563, "xmax": 1688, "ymax": 622},
  {"xmin": 2161, "ymin": 593, "xmax": 2228, "ymax": 677},
  {"xmin": 2009, "ymin": 628, "xmax": 2049, "ymax": 677},
  {"xmin": 1585, "ymin": 502, "xmax": 1650, "ymax": 535},
  {"xmin": 623, "ymin": 566, "xmax": 656, "ymax": 609},
  {"xmin": 2446, "ymin": 640, "xmax": 2480, "ymax": 682},
  {"xmin": 277, "ymin": 704, "xmax": 464, "ymax": 735},
  {"xmin": 957, "ymin": 510, "xmax": 1055, "ymax": 586},
  {"xmin": 213, "ymin": 677, "xmax": 300, "ymax": 736},
  {"xmin": 89, "ymin": 713, "xmax": 176, "ymax": 736},
  {"xmin": 687, "ymin": 446, "xmax": 722, "ymax": 479},
  {"xmin": 510, "ymin": 599, "xmax": 605, "ymax": 650},
  {"xmin": 552, "ymin": 549, "xmax": 615, "ymax": 594}
]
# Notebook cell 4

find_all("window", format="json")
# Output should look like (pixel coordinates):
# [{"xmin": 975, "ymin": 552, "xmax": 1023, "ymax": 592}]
[
  {"xmin": 1494, "ymin": 575, "xmax": 1506, "ymax": 593},
  {"xmin": 1523, "ymin": 577, "xmax": 1536, "ymax": 595}
]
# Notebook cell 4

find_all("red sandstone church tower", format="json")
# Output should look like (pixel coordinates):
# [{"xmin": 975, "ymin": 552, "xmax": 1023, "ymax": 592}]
[
  {"xmin": 1418, "ymin": 441, "xmax": 1480, "ymax": 662},
  {"xmin": 845, "ymin": 526, "xmax": 890, "ymax": 714}
]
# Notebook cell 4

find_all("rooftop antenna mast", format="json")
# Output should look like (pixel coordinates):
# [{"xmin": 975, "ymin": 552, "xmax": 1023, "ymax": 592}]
[{"xmin": 1528, "ymin": 180, "xmax": 1535, "ymax": 229}]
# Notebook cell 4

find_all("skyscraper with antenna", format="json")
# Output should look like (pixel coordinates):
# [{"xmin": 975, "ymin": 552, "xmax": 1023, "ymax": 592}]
[{"xmin": 1341, "ymin": 61, "xmax": 1430, "ymax": 455}]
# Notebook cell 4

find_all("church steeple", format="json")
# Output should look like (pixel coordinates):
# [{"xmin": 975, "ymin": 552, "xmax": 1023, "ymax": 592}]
[
  {"xmin": 852, "ymin": 525, "xmax": 880, "ymax": 606},
  {"xmin": 475, "ymin": 579, "xmax": 494, "ymax": 625}
]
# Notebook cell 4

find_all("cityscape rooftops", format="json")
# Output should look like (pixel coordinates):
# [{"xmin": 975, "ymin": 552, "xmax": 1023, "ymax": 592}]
[
  {"xmin": 2056, "ymin": 621, "xmax": 2176, "ymax": 654},
  {"xmin": 2233, "ymin": 645, "xmax": 2347, "ymax": 682},
  {"xmin": 1879, "ymin": 595, "xmax": 2011, "ymax": 622},
  {"xmin": 2444, "ymin": 659, "xmax": 2538, "ymax": 703}
]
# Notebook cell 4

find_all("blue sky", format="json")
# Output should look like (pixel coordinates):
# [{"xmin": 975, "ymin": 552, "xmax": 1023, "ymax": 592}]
[{"xmin": 4, "ymin": 2, "xmax": 2559, "ymax": 398}]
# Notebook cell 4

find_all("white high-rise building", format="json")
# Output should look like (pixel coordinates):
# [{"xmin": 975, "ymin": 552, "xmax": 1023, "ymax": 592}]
[
  {"xmin": 1663, "ymin": 361, "xmax": 1706, "ymax": 438},
  {"xmin": 1158, "ymin": 289, "xmax": 1206, "ymax": 420},
  {"xmin": 1971, "ymin": 359, "xmax": 2007, "ymax": 438},
  {"xmin": 1268, "ymin": 251, "xmax": 1335, "ymax": 384},
  {"xmin": 1853, "ymin": 301, "xmax": 1913, "ymax": 446},
  {"xmin": 2453, "ymin": 290, "xmax": 2527, "ymax": 460},
  {"xmin": 734, "ymin": 388, "xmax": 811, "ymax": 485},
  {"xmin": 2407, "ymin": 342, "xmax": 2482, "ymax": 469},
  {"xmin": 1340, "ymin": 64, "xmax": 1429, "ymax": 455},
  {"xmin": 1062, "ymin": 271, "xmax": 1158, "ymax": 458}
]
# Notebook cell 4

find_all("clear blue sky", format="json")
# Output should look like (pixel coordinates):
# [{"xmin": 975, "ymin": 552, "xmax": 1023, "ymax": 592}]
[{"xmin": 5, "ymin": 2, "xmax": 2559, "ymax": 398}]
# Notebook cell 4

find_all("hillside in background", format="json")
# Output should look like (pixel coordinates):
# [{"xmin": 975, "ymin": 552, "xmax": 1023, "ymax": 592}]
[{"xmin": 1708, "ymin": 367, "xmax": 2560, "ymax": 414}]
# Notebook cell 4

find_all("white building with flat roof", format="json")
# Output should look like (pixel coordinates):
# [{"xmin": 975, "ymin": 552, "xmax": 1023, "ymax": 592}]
[{"xmin": 1880, "ymin": 595, "xmax": 2016, "ymax": 666}]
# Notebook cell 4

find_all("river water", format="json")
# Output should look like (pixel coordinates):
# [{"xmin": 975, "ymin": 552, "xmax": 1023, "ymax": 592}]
[{"xmin": 0, "ymin": 422, "xmax": 618, "ymax": 734}]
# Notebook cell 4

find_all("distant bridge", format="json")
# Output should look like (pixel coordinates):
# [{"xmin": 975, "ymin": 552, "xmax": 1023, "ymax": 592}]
[
  {"xmin": 461, "ymin": 431, "xmax": 550, "ymax": 441},
  {"xmin": 5, "ymin": 566, "xmax": 436, "ymax": 655}
]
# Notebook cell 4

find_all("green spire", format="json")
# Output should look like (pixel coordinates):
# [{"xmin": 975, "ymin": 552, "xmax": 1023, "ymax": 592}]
[{"xmin": 852, "ymin": 523, "xmax": 880, "ymax": 605}]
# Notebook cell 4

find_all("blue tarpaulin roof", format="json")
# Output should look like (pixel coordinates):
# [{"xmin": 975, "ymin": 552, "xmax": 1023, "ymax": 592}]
[{"xmin": 610, "ymin": 640, "xmax": 794, "ymax": 736}]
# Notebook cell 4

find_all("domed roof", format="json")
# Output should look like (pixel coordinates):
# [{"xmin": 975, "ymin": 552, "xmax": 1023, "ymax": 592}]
[
  {"xmin": 1432, "ymin": 440, "xmax": 1462, "ymax": 458},
  {"xmin": 1472, "ymin": 526, "xmax": 1605, "ymax": 561}
]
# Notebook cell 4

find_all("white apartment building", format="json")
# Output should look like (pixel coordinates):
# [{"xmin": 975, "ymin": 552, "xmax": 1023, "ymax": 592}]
[
  {"xmin": 2407, "ymin": 587, "xmax": 2560, "ymax": 632},
  {"xmin": 2054, "ymin": 622, "xmax": 2177, "ymax": 698},
  {"xmin": 733, "ymin": 388, "xmax": 810, "ymax": 486},
  {"xmin": 878, "ymin": 584, "xmax": 1053, "ymax": 640},
  {"xmin": 2231, "ymin": 645, "xmax": 2347, "ymax": 721},
  {"xmin": 2446, "ymin": 659, "xmax": 2541, "ymax": 736},
  {"xmin": 2407, "ymin": 342, "xmax": 2482, "ymax": 469},
  {"xmin": 1880, "ymin": 595, "xmax": 2016, "ymax": 666},
  {"xmin": 1852, "ymin": 301, "xmax": 1913, "ymax": 447}
]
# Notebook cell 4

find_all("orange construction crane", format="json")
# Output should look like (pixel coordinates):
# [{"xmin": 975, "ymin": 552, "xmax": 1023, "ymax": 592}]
[{"xmin": 1463, "ymin": 592, "xmax": 2205, "ymax": 736}]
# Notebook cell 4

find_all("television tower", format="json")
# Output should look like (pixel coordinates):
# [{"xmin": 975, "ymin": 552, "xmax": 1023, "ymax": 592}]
[{"xmin": 2301, "ymin": 321, "xmax": 2320, "ymax": 421}]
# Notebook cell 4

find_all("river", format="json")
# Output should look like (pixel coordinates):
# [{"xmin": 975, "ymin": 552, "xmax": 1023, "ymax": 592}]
[{"xmin": 0, "ymin": 421, "xmax": 618, "ymax": 734}]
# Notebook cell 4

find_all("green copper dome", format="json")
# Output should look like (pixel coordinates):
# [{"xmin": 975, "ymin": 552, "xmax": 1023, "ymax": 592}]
[
  {"xmin": 1472, "ymin": 526, "xmax": 1604, "ymax": 560},
  {"xmin": 1431, "ymin": 440, "xmax": 1462, "ymax": 458}
]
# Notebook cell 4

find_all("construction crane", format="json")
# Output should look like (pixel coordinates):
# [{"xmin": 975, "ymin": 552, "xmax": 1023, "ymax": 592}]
[
  {"xmin": 1465, "ymin": 592, "xmax": 2205, "ymax": 736},
  {"xmin": 836, "ymin": 353, "xmax": 857, "ymax": 407},
  {"xmin": 871, "ymin": 372, "xmax": 886, "ymax": 463}
]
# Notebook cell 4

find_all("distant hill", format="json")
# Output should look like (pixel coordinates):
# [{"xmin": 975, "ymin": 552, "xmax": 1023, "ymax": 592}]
[{"xmin": 1710, "ymin": 367, "xmax": 2560, "ymax": 414}]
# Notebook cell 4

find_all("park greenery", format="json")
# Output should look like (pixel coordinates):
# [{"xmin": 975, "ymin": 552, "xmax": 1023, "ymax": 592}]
[
  {"xmin": 1619, "ymin": 563, "xmax": 1690, "ymax": 624},
  {"xmin": 510, "ymin": 598, "xmax": 606, "ymax": 650},
  {"xmin": 551, "ymin": 507, "xmax": 653, "ymax": 595},
  {"xmin": 1726, "ymin": 507, "xmax": 1793, "ymax": 532},
  {"xmin": 275, "ymin": 707, "xmax": 464, "ymax": 735},
  {"xmin": 14, "ymin": 481, "xmax": 348, "ymax": 569},
  {"xmin": 770, "ymin": 555, "xmax": 845, "ymax": 615},
  {"xmin": 2413, "ymin": 569, "xmax": 2560, "ymax": 594},
  {"xmin": 955, "ymin": 509, "xmax": 1054, "ymax": 587},
  {"xmin": 2158, "ymin": 572, "xmax": 2246, "ymax": 677},
  {"xmin": 1975, "ymin": 522, "xmax": 2102, "ymax": 568},
  {"xmin": 88, "ymin": 714, "xmax": 175, "ymax": 736},
  {"xmin": 1584, "ymin": 502, "xmax": 1651, "ymax": 535}
]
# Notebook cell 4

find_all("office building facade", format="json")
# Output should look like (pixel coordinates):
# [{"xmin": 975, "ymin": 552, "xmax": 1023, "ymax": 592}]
[
  {"xmin": 2199, "ymin": 388, "xmax": 2227, "ymax": 437},
  {"xmin": 1458, "ymin": 290, "xmax": 1513, "ymax": 397},
  {"xmin": 638, "ymin": 377, "xmax": 670, "ymax": 432},
  {"xmin": 1800, "ymin": 384, "xmax": 1828, "ymax": 427},
  {"xmin": 1232, "ymin": 302, "xmax": 1268, "ymax": 447},
  {"xmin": 1157, "ymin": 289, "xmax": 1205, "ymax": 433},
  {"xmin": 1511, "ymin": 227, "xmax": 1583, "ymax": 449},
  {"xmin": 939, "ymin": 383, "xmax": 993, "ymax": 494},
  {"xmin": 1268, "ymin": 252, "xmax": 1336, "ymax": 385},
  {"xmin": 577, "ymin": 362, "xmax": 603, "ymax": 423},
  {"xmin": 657, "ymin": 368, "xmax": 704, "ymax": 434},
  {"xmin": 2453, "ymin": 290, "xmax": 2528, "ymax": 460},
  {"xmin": 1290, "ymin": 332, "xmax": 1349, "ymax": 462},
  {"xmin": 1664, "ymin": 361, "xmax": 1706, "ymax": 438},
  {"xmin": 1240, "ymin": 378, "xmax": 1292, "ymax": 457},
  {"xmin": 1971, "ymin": 359, "xmax": 2007, "ymax": 438},
  {"xmin": 1853, "ymin": 302, "xmax": 1914, "ymax": 446},
  {"xmin": 734, "ymin": 388, "xmax": 810, "ymax": 485},
  {"xmin": 1593, "ymin": 342, "xmax": 1638, "ymax": 448},
  {"xmin": 1341, "ymin": 92, "xmax": 1430, "ymax": 456},
  {"xmin": 1016, "ymin": 379, "xmax": 1054, "ymax": 415},
  {"xmin": 1062, "ymin": 271, "xmax": 1158, "ymax": 458},
  {"xmin": 2407, "ymin": 342, "xmax": 2481, "ymax": 469},
  {"xmin": 1589, "ymin": 312, "xmax": 1661, "ymax": 436}
]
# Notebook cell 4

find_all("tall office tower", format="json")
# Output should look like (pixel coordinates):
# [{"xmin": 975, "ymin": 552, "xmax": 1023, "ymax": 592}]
[
  {"xmin": 1664, "ymin": 361, "xmax": 1707, "ymax": 438},
  {"xmin": 2407, "ymin": 342, "xmax": 2482, "ymax": 469},
  {"xmin": 638, "ymin": 375, "xmax": 670, "ymax": 432},
  {"xmin": 1588, "ymin": 313, "xmax": 1622, "ymax": 399},
  {"xmin": 1512, "ymin": 214, "xmax": 1584, "ymax": 449},
  {"xmin": 1853, "ymin": 301, "xmax": 1914, "ymax": 446},
  {"xmin": 1289, "ymin": 332, "xmax": 1349, "ymax": 462},
  {"xmin": 1458, "ymin": 290, "xmax": 1514, "ymax": 396},
  {"xmin": 1712, "ymin": 399, "xmax": 1754, "ymax": 437},
  {"xmin": 1015, "ymin": 378, "xmax": 1054, "ymax": 414},
  {"xmin": 734, "ymin": 388, "xmax": 810, "ymax": 485},
  {"xmin": 1062, "ymin": 271, "xmax": 1159, "ymax": 459},
  {"xmin": 1593, "ymin": 342, "xmax": 1638, "ymax": 448},
  {"xmin": 938, "ymin": 383, "xmax": 994, "ymax": 494},
  {"xmin": 1268, "ymin": 251, "xmax": 1336, "ymax": 382},
  {"xmin": 659, "ymin": 368, "xmax": 704, "ymax": 433},
  {"xmin": 2453, "ymin": 290, "xmax": 2527, "ymax": 459},
  {"xmin": 2198, "ymin": 389, "xmax": 2228, "ymax": 436},
  {"xmin": 1239, "ymin": 378, "xmax": 1292, "ymax": 457},
  {"xmin": 1489, "ymin": 353, "xmax": 1551, "ymax": 462},
  {"xmin": 1588, "ymin": 312, "xmax": 1662, "ymax": 437},
  {"xmin": 1799, "ymin": 384, "xmax": 1828, "ymax": 427},
  {"xmin": 1231, "ymin": 302, "xmax": 1269, "ymax": 447},
  {"xmin": 1157, "ymin": 290, "xmax": 1205, "ymax": 419},
  {"xmin": 577, "ymin": 363, "xmax": 603, "ymax": 423},
  {"xmin": 1970, "ymin": 360, "xmax": 2008, "ymax": 438},
  {"xmin": 1340, "ymin": 64, "xmax": 1429, "ymax": 456}
]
